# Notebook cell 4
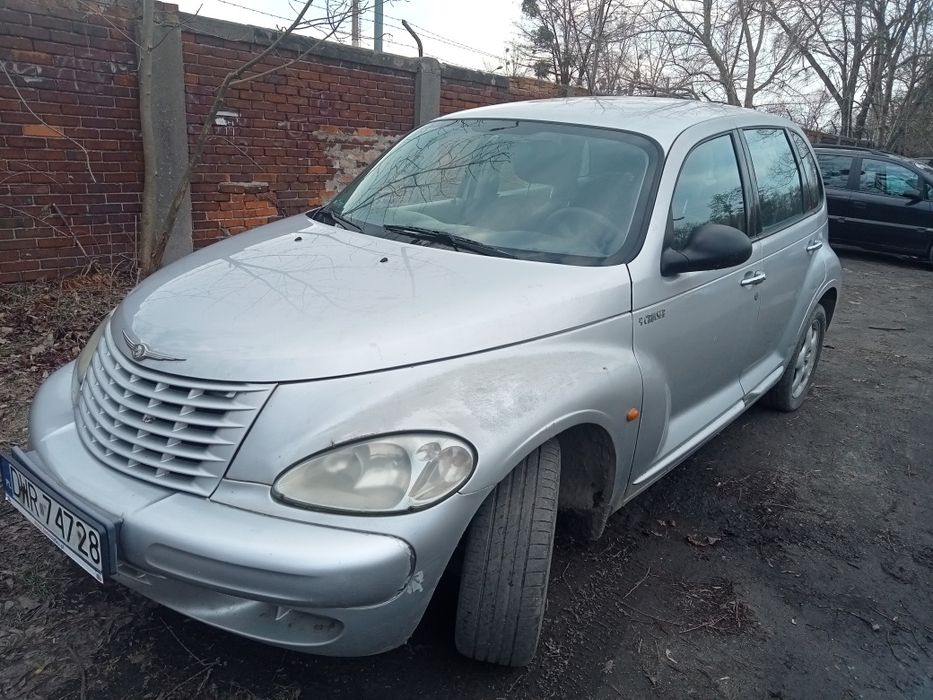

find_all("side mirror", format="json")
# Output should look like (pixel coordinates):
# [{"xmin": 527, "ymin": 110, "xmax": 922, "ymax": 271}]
[
  {"xmin": 901, "ymin": 187, "xmax": 922, "ymax": 202},
  {"xmin": 661, "ymin": 223, "xmax": 753, "ymax": 276}
]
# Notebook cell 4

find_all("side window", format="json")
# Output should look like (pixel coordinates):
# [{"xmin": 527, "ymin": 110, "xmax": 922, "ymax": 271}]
[
  {"xmin": 858, "ymin": 159, "xmax": 923, "ymax": 198},
  {"xmin": 743, "ymin": 128, "xmax": 805, "ymax": 231},
  {"xmin": 816, "ymin": 154, "xmax": 854, "ymax": 189},
  {"xmin": 669, "ymin": 134, "xmax": 746, "ymax": 251},
  {"xmin": 790, "ymin": 132, "xmax": 823, "ymax": 211}
]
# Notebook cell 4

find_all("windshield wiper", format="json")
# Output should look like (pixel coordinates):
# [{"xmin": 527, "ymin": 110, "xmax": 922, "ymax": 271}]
[
  {"xmin": 383, "ymin": 224, "xmax": 516, "ymax": 259},
  {"xmin": 310, "ymin": 206, "xmax": 362, "ymax": 232}
]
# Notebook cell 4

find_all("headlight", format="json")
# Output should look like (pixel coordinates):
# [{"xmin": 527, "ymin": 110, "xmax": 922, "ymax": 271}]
[
  {"xmin": 272, "ymin": 434, "xmax": 476, "ymax": 514},
  {"xmin": 71, "ymin": 315, "xmax": 109, "ymax": 402}
]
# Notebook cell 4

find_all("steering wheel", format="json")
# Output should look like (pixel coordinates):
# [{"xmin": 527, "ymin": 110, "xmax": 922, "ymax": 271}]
[{"xmin": 543, "ymin": 207, "xmax": 618, "ymax": 254}]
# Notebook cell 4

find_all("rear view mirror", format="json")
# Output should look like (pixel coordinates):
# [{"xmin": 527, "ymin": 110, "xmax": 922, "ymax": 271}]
[{"xmin": 661, "ymin": 223, "xmax": 752, "ymax": 276}]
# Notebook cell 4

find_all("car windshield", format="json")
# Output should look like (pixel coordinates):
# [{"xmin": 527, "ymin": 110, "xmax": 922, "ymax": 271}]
[{"xmin": 326, "ymin": 119, "xmax": 659, "ymax": 265}]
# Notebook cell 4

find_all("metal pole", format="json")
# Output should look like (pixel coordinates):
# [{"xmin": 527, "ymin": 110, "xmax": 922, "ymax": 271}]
[
  {"xmin": 352, "ymin": 0, "xmax": 360, "ymax": 47},
  {"xmin": 374, "ymin": 0, "xmax": 383, "ymax": 52},
  {"xmin": 402, "ymin": 19, "xmax": 423, "ymax": 57}
]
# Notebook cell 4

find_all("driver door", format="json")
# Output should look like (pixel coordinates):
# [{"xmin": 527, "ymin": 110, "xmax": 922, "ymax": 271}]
[{"xmin": 627, "ymin": 130, "xmax": 762, "ymax": 491}]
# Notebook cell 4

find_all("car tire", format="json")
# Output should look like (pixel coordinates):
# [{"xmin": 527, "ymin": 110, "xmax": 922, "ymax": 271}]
[
  {"xmin": 454, "ymin": 439, "xmax": 560, "ymax": 667},
  {"xmin": 762, "ymin": 304, "xmax": 827, "ymax": 412}
]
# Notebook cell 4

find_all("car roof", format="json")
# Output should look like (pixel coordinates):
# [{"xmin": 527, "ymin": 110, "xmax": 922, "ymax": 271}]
[
  {"xmin": 814, "ymin": 144, "xmax": 933, "ymax": 170},
  {"xmin": 436, "ymin": 97, "xmax": 798, "ymax": 151}
]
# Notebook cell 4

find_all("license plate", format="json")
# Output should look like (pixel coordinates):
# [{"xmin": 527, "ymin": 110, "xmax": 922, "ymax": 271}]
[{"xmin": 2, "ymin": 452, "xmax": 115, "ymax": 582}]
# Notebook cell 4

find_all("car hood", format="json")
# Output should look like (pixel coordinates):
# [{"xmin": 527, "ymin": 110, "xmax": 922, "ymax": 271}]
[{"xmin": 111, "ymin": 215, "xmax": 632, "ymax": 382}]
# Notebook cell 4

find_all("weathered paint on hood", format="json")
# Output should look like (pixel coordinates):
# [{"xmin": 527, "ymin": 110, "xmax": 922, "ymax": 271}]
[{"xmin": 110, "ymin": 215, "xmax": 632, "ymax": 382}]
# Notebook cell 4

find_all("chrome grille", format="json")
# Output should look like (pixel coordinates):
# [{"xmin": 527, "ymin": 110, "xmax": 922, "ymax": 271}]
[{"xmin": 75, "ymin": 325, "xmax": 273, "ymax": 496}]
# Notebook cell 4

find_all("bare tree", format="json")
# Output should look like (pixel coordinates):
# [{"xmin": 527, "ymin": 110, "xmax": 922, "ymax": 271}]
[
  {"xmin": 856, "ymin": 0, "xmax": 933, "ymax": 146},
  {"xmin": 518, "ymin": 0, "xmax": 621, "ymax": 91},
  {"xmin": 766, "ymin": 0, "xmax": 873, "ymax": 137},
  {"xmin": 762, "ymin": 90, "xmax": 837, "ymax": 132},
  {"xmin": 767, "ymin": 0, "xmax": 933, "ymax": 145},
  {"xmin": 137, "ymin": 0, "xmax": 359, "ymax": 275},
  {"xmin": 884, "ymin": 19, "xmax": 933, "ymax": 152},
  {"xmin": 648, "ymin": 0, "xmax": 798, "ymax": 107}
]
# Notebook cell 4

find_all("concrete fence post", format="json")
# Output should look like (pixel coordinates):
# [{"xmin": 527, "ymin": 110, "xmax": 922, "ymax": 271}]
[
  {"xmin": 414, "ymin": 57, "xmax": 441, "ymax": 125},
  {"xmin": 136, "ymin": 5, "xmax": 193, "ymax": 264}
]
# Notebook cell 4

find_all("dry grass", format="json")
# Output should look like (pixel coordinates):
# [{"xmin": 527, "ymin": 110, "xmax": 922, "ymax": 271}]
[{"xmin": 0, "ymin": 272, "xmax": 132, "ymax": 451}]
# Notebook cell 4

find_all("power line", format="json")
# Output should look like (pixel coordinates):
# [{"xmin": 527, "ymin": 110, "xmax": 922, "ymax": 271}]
[
  {"xmin": 205, "ymin": 0, "xmax": 504, "ymax": 66},
  {"xmin": 211, "ymin": 0, "xmax": 293, "ymax": 24},
  {"xmin": 382, "ymin": 13, "xmax": 503, "ymax": 61}
]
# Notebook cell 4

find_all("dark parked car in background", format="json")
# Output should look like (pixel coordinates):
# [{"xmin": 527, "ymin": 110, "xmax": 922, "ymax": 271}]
[{"xmin": 814, "ymin": 145, "xmax": 933, "ymax": 265}]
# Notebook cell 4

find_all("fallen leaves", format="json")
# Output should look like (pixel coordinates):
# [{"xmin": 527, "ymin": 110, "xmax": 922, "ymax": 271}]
[
  {"xmin": 1, "ymin": 272, "xmax": 134, "ymax": 699},
  {"xmin": 0, "ymin": 272, "xmax": 131, "ymax": 453},
  {"xmin": 686, "ymin": 534, "xmax": 722, "ymax": 547},
  {"xmin": 28, "ymin": 332, "xmax": 54, "ymax": 358}
]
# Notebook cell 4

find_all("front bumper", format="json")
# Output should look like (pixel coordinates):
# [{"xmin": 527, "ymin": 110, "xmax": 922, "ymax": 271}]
[{"xmin": 21, "ymin": 365, "xmax": 486, "ymax": 655}]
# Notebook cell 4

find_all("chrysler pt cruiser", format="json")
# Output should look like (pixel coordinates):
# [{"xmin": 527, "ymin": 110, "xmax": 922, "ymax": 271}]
[{"xmin": 2, "ymin": 98, "xmax": 840, "ymax": 666}]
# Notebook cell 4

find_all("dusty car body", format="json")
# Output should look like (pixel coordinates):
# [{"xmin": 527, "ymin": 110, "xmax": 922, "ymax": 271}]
[{"xmin": 2, "ymin": 97, "xmax": 841, "ymax": 666}]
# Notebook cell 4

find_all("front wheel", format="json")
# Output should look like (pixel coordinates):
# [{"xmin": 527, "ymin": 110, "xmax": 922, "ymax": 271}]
[
  {"xmin": 762, "ymin": 304, "xmax": 827, "ymax": 412},
  {"xmin": 454, "ymin": 440, "xmax": 560, "ymax": 666}
]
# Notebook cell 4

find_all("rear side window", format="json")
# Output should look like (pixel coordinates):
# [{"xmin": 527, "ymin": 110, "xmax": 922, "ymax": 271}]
[
  {"xmin": 790, "ymin": 132, "xmax": 823, "ymax": 211},
  {"xmin": 743, "ymin": 128, "xmax": 804, "ymax": 232},
  {"xmin": 815, "ymin": 154, "xmax": 853, "ymax": 189},
  {"xmin": 858, "ymin": 158, "xmax": 924, "ymax": 198},
  {"xmin": 669, "ymin": 134, "xmax": 747, "ymax": 250}
]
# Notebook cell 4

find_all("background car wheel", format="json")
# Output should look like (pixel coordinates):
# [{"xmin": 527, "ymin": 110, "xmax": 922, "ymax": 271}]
[
  {"xmin": 454, "ymin": 439, "xmax": 560, "ymax": 666},
  {"xmin": 762, "ymin": 304, "xmax": 827, "ymax": 412}
]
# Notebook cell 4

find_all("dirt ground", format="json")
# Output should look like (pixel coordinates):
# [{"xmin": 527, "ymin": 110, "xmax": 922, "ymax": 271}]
[{"xmin": 1, "ymin": 251, "xmax": 931, "ymax": 700}]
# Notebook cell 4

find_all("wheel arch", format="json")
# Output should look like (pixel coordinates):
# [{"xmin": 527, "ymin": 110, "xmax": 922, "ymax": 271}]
[
  {"xmin": 554, "ymin": 422, "xmax": 617, "ymax": 540},
  {"xmin": 819, "ymin": 286, "xmax": 838, "ymax": 327},
  {"xmin": 463, "ymin": 419, "xmax": 621, "ymax": 542}
]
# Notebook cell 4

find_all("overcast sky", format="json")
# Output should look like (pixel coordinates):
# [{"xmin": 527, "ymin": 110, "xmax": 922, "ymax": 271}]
[{"xmin": 176, "ymin": 0, "xmax": 523, "ymax": 72}]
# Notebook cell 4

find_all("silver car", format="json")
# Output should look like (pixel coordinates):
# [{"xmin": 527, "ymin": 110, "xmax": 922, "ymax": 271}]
[{"xmin": 3, "ymin": 97, "xmax": 840, "ymax": 667}]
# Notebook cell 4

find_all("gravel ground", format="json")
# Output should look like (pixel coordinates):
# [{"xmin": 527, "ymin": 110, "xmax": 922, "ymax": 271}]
[{"xmin": 0, "ymin": 251, "xmax": 930, "ymax": 699}]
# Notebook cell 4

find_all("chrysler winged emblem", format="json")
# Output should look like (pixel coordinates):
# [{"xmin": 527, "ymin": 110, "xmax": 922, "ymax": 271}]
[{"xmin": 122, "ymin": 330, "xmax": 185, "ymax": 362}]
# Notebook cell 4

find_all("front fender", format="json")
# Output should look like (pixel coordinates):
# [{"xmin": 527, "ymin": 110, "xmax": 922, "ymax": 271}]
[{"xmin": 225, "ymin": 314, "xmax": 643, "ymax": 504}]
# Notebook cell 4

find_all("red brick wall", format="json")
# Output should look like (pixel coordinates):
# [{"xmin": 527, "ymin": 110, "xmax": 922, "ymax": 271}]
[
  {"xmin": 440, "ymin": 78, "xmax": 510, "ymax": 114},
  {"xmin": 182, "ymin": 31, "xmax": 414, "ymax": 247},
  {"xmin": 439, "ymin": 75, "xmax": 571, "ymax": 116},
  {"xmin": 509, "ymin": 76, "xmax": 577, "ymax": 101},
  {"xmin": 0, "ymin": 1, "xmax": 569, "ymax": 281},
  {"xmin": 0, "ymin": 0, "xmax": 141, "ymax": 283}
]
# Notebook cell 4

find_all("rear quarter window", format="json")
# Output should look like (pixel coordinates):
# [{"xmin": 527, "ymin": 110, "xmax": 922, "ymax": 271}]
[{"xmin": 790, "ymin": 132, "xmax": 823, "ymax": 211}]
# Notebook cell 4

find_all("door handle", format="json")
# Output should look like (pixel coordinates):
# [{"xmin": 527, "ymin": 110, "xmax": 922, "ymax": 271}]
[
  {"xmin": 740, "ymin": 271, "xmax": 767, "ymax": 286},
  {"xmin": 851, "ymin": 201, "xmax": 867, "ymax": 208},
  {"xmin": 806, "ymin": 240, "xmax": 823, "ymax": 253}
]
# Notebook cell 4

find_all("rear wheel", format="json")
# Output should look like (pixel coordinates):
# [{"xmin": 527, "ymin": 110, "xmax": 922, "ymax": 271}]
[
  {"xmin": 762, "ymin": 304, "xmax": 827, "ymax": 412},
  {"xmin": 454, "ymin": 440, "xmax": 560, "ymax": 666}
]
